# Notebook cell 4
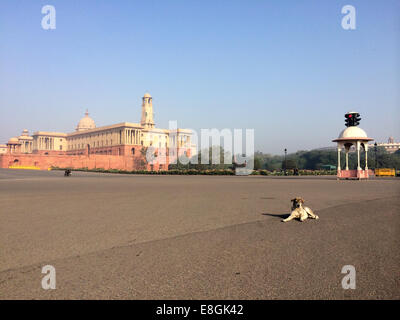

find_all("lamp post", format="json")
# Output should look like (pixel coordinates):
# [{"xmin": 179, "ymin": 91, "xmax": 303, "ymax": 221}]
[
  {"xmin": 374, "ymin": 142, "xmax": 378, "ymax": 169},
  {"xmin": 284, "ymin": 148, "xmax": 287, "ymax": 176}
]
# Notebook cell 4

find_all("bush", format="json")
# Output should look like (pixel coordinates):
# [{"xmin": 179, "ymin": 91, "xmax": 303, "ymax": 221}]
[{"xmin": 51, "ymin": 167, "xmax": 337, "ymax": 176}]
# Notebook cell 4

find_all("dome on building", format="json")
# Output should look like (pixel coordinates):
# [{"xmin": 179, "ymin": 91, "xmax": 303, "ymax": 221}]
[
  {"xmin": 143, "ymin": 92, "xmax": 152, "ymax": 98},
  {"xmin": 337, "ymin": 126, "xmax": 368, "ymax": 139},
  {"xmin": 76, "ymin": 110, "xmax": 96, "ymax": 132},
  {"xmin": 18, "ymin": 129, "xmax": 32, "ymax": 140},
  {"xmin": 8, "ymin": 137, "xmax": 19, "ymax": 144}
]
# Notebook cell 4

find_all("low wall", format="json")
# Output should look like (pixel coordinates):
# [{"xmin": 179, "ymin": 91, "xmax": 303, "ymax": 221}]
[
  {"xmin": 0, "ymin": 153, "xmax": 166, "ymax": 171},
  {"xmin": 337, "ymin": 169, "xmax": 374, "ymax": 179}
]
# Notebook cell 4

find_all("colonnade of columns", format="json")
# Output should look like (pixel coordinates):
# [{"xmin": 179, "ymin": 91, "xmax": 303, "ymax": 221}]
[
  {"xmin": 7, "ymin": 144, "xmax": 20, "ymax": 153},
  {"xmin": 337, "ymin": 141, "xmax": 368, "ymax": 172},
  {"xmin": 125, "ymin": 129, "xmax": 140, "ymax": 145},
  {"xmin": 37, "ymin": 137, "xmax": 55, "ymax": 150},
  {"xmin": 21, "ymin": 141, "xmax": 33, "ymax": 153}
]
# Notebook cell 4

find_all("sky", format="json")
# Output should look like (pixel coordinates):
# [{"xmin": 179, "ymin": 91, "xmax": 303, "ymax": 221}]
[{"xmin": 0, "ymin": 0, "xmax": 399, "ymax": 154}]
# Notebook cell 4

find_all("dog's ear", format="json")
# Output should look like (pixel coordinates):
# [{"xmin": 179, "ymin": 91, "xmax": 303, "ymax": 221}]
[
  {"xmin": 299, "ymin": 197, "xmax": 305, "ymax": 203},
  {"xmin": 291, "ymin": 198, "xmax": 296, "ymax": 202}
]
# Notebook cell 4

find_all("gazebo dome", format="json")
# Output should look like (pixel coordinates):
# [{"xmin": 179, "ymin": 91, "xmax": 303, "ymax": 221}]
[
  {"xmin": 143, "ymin": 92, "xmax": 152, "ymax": 98},
  {"xmin": 333, "ymin": 126, "xmax": 373, "ymax": 143},
  {"xmin": 76, "ymin": 110, "xmax": 96, "ymax": 132},
  {"xmin": 338, "ymin": 126, "xmax": 368, "ymax": 139}
]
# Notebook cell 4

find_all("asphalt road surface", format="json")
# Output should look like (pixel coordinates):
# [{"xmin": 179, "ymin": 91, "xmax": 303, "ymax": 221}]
[{"xmin": 0, "ymin": 168, "xmax": 399, "ymax": 299}]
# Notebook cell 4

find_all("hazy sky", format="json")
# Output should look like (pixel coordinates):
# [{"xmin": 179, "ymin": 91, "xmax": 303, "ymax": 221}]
[{"xmin": 0, "ymin": 0, "xmax": 399, "ymax": 154}]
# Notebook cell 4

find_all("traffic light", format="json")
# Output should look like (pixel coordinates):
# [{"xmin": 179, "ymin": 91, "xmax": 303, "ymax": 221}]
[
  {"xmin": 344, "ymin": 112, "xmax": 361, "ymax": 127},
  {"xmin": 353, "ymin": 113, "xmax": 361, "ymax": 126},
  {"xmin": 345, "ymin": 113, "xmax": 352, "ymax": 127}
]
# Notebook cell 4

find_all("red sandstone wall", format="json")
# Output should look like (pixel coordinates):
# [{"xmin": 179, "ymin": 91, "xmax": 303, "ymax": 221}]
[
  {"xmin": 0, "ymin": 153, "xmax": 167, "ymax": 171},
  {"xmin": 0, "ymin": 144, "xmax": 196, "ymax": 171}
]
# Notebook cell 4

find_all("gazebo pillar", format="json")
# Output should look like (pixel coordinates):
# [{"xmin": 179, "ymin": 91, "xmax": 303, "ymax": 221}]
[
  {"xmin": 356, "ymin": 141, "xmax": 361, "ymax": 171},
  {"xmin": 337, "ymin": 147, "xmax": 341, "ymax": 174},
  {"xmin": 365, "ymin": 146, "xmax": 368, "ymax": 170},
  {"xmin": 345, "ymin": 149, "xmax": 349, "ymax": 170}
]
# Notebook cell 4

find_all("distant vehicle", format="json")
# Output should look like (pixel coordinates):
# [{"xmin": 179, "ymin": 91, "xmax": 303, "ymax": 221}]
[
  {"xmin": 375, "ymin": 168, "xmax": 395, "ymax": 177},
  {"xmin": 64, "ymin": 169, "xmax": 71, "ymax": 176},
  {"xmin": 321, "ymin": 165, "xmax": 336, "ymax": 170}
]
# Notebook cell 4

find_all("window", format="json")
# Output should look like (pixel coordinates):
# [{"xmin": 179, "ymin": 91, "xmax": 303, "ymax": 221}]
[{"xmin": 131, "ymin": 148, "xmax": 135, "ymax": 155}]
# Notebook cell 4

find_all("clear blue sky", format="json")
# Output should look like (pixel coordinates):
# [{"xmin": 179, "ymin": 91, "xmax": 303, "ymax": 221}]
[{"xmin": 0, "ymin": 0, "xmax": 399, "ymax": 154}]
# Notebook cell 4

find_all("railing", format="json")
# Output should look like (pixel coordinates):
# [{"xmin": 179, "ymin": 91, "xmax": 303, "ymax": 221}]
[{"xmin": 375, "ymin": 168, "xmax": 395, "ymax": 177}]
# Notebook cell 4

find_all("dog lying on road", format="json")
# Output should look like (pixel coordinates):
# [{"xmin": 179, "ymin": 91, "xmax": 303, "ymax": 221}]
[{"xmin": 282, "ymin": 197, "xmax": 319, "ymax": 222}]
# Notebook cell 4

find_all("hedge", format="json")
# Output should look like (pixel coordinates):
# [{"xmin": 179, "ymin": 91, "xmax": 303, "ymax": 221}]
[{"xmin": 51, "ymin": 167, "xmax": 336, "ymax": 176}]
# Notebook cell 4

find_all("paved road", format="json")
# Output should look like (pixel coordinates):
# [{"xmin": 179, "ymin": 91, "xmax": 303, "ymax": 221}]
[{"xmin": 0, "ymin": 168, "xmax": 399, "ymax": 299}]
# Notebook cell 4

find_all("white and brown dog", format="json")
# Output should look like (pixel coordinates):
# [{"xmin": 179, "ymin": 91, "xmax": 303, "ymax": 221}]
[{"xmin": 282, "ymin": 197, "xmax": 319, "ymax": 222}]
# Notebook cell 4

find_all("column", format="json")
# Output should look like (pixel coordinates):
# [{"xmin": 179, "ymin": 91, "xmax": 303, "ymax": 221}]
[
  {"xmin": 337, "ymin": 147, "xmax": 341, "ymax": 173},
  {"xmin": 357, "ymin": 141, "xmax": 361, "ymax": 170},
  {"xmin": 345, "ymin": 150, "xmax": 349, "ymax": 170},
  {"xmin": 365, "ymin": 148, "xmax": 368, "ymax": 170}
]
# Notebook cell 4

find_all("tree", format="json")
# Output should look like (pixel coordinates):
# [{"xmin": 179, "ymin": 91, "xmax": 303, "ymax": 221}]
[
  {"xmin": 255, "ymin": 147, "xmax": 400, "ymax": 171},
  {"xmin": 133, "ymin": 146, "xmax": 148, "ymax": 170}
]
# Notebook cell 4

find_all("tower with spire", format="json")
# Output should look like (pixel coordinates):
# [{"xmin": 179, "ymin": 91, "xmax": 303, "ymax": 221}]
[{"xmin": 141, "ymin": 93, "xmax": 155, "ymax": 129}]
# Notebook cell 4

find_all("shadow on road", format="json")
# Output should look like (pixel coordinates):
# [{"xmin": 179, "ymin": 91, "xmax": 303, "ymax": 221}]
[{"xmin": 261, "ymin": 212, "xmax": 290, "ymax": 219}]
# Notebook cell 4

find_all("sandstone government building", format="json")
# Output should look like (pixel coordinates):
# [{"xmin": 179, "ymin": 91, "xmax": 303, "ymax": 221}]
[{"xmin": 0, "ymin": 93, "xmax": 196, "ymax": 171}]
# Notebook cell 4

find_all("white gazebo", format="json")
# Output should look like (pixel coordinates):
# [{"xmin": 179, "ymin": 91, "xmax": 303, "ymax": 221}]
[{"xmin": 332, "ymin": 126, "xmax": 374, "ymax": 180}]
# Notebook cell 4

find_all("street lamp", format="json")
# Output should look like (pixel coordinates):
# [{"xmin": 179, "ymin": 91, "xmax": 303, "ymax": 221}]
[
  {"xmin": 374, "ymin": 142, "xmax": 378, "ymax": 169},
  {"xmin": 284, "ymin": 148, "xmax": 287, "ymax": 176}
]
